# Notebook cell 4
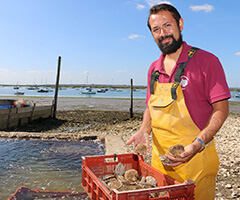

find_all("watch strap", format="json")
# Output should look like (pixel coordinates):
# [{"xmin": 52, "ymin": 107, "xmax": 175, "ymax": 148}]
[{"xmin": 192, "ymin": 138, "xmax": 205, "ymax": 152}]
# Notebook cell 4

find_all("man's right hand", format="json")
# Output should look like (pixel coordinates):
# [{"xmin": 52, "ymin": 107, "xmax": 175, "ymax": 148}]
[{"xmin": 126, "ymin": 131, "xmax": 150, "ymax": 152}]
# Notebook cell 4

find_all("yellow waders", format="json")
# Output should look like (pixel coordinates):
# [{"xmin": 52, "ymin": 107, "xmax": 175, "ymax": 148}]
[{"xmin": 149, "ymin": 82, "xmax": 219, "ymax": 200}]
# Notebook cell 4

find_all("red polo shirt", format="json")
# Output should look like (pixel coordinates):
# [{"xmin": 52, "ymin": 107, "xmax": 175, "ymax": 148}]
[{"xmin": 146, "ymin": 42, "xmax": 231, "ymax": 130}]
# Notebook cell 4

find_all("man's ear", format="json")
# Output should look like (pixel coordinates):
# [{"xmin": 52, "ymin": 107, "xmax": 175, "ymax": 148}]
[{"xmin": 179, "ymin": 18, "xmax": 184, "ymax": 32}]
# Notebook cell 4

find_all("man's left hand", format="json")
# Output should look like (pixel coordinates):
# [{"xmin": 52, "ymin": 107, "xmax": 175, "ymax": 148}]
[{"xmin": 163, "ymin": 143, "xmax": 198, "ymax": 167}]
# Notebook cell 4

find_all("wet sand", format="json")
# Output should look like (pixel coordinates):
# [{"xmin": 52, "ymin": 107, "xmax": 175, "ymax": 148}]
[{"xmin": 2, "ymin": 96, "xmax": 239, "ymax": 114}]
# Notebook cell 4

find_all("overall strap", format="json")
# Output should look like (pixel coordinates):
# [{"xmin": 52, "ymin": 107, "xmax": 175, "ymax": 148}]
[
  {"xmin": 171, "ymin": 47, "xmax": 199, "ymax": 100},
  {"xmin": 150, "ymin": 70, "xmax": 160, "ymax": 94}
]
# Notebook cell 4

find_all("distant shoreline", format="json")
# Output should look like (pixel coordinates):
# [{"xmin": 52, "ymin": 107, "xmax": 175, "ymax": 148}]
[
  {"xmin": 1, "ymin": 84, "xmax": 240, "ymax": 91},
  {"xmin": 0, "ymin": 84, "xmax": 147, "ymax": 89},
  {"xmin": 0, "ymin": 96, "xmax": 239, "ymax": 115}
]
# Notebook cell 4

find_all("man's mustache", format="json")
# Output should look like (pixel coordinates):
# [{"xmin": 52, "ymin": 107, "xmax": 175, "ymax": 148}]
[{"xmin": 158, "ymin": 35, "xmax": 174, "ymax": 43}]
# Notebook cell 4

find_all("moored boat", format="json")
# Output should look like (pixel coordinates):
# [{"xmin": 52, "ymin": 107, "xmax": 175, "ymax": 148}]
[
  {"xmin": 81, "ymin": 90, "xmax": 96, "ymax": 94},
  {"xmin": 235, "ymin": 93, "xmax": 240, "ymax": 98},
  {"xmin": 14, "ymin": 91, "xmax": 24, "ymax": 95},
  {"xmin": 81, "ymin": 87, "xmax": 96, "ymax": 94},
  {"xmin": 97, "ymin": 88, "xmax": 107, "ymax": 93},
  {"xmin": 38, "ymin": 88, "xmax": 49, "ymax": 93}
]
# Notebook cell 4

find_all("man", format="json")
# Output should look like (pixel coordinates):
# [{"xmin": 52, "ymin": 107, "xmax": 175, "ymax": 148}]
[{"xmin": 126, "ymin": 4, "xmax": 231, "ymax": 200}]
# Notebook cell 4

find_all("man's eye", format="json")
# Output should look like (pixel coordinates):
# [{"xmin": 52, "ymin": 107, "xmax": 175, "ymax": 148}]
[{"xmin": 153, "ymin": 28, "xmax": 159, "ymax": 32}]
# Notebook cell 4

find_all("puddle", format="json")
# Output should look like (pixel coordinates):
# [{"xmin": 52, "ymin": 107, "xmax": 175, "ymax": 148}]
[{"xmin": 0, "ymin": 138, "xmax": 104, "ymax": 199}]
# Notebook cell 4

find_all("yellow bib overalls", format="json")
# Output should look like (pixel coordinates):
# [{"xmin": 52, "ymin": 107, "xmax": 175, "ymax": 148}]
[{"xmin": 148, "ymin": 50, "xmax": 219, "ymax": 199}]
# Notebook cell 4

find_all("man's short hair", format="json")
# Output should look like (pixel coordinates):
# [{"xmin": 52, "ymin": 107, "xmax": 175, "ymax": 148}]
[{"xmin": 147, "ymin": 4, "xmax": 181, "ymax": 31}]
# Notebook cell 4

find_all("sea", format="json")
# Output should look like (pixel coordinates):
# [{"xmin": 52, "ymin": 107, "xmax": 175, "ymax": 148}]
[
  {"xmin": 0, "ymin": 86, "xmax": 239, "ymax": 102},
  {"xmin": 0, "ymin": 86, "xmax": 147, "ymax": 99},
  {"xmin": 0, "ymin": 139, "xmax": 104, "ymax": 199}
]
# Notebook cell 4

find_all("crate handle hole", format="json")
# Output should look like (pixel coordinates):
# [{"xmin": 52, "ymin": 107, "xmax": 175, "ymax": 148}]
[{"xmin": 104, "ymin": 157, "xmax": 119, "ymax": 163}]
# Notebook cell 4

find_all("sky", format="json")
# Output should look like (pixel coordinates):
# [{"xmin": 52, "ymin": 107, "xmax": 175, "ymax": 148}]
[{"xmin": 0, "ymin": 0, "xmax": 239, "ymax": 87}]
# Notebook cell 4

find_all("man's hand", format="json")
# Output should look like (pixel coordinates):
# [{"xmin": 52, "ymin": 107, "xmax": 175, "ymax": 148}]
[
  {"xmin": 126, "ymin": 131, "xmax": 150, "ymax": 152},
  {"xmin": 163, "ymin": 143, "xmax": 198, "ymax": 167}
]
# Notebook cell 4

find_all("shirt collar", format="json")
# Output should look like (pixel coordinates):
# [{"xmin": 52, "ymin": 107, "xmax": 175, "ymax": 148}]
[
  {"xmin": 157, "ymin": 41, "xmax": 192, "ymax": 73},
  {"xmin": 176, "ymin": 41, "xmax": 192, "ymax": 64}
]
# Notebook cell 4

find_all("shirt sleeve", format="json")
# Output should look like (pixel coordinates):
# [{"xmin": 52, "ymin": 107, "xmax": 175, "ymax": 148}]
[
  {"xmin": 145, "ymin": 64, "xmax": 155, "ymax": 105},
  {"xmin": 204, "ymin": 56, "xmax": 231, "ymax": 104}
]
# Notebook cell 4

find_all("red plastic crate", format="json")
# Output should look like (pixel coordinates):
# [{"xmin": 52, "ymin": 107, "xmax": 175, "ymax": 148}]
[
  {"xmin": 81, "ymin": 153, "xmax": 195, "ymax": 200},
  {"xmin": 8, "ymin": 186, "xmax": 89, "ymax": 200}
]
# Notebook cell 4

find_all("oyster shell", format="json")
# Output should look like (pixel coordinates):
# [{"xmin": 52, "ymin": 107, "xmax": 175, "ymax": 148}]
[
  {"xmin": 159, "ymin": 144, "xmax": 185, "ymax": 164},
  {"xmin": 100, "ymin": 163, "xmax": 159, "ymax": 192},
  {"xmin": 107, "ymin": 180, "xmax": 122, "ymax": 190},
  {"xmin": 114, "ymin": 162, "xmax": 125, "ymax": 176},
  {"xmin": 146, "ymin": 176, "xmax": 157, "ymax": 187},
  {"xmin": 124, "ymin": 169, "xmax": 138, "ymax": 182},
  {"xmin": 168, "ymin": 144, "xmax": 184, "ymax": 158},
  {"xmin": 103, "ymin": 174, "xmax": 116, "ymax": 183},
  {"xmin": 134, "ymin": 143, "xmax": 148, "ymax": 154}
]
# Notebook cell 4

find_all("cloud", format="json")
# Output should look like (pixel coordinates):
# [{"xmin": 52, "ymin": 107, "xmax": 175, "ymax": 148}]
[
  {"xmin": 0, "ymin": 68, "xmax": 8, "ymax": 73},
  {"xmin": 190, "ymin": 4, "xmax": 214, "ymax": 13},
  {"xmin": 137, "ymin": 4, "xmax": 145, "ymax": 10},
  {"xmin": 145, "ymin": 0, "xmax": 171, "ymax": 7},
  {"xmin": 115, "ymin": 70, "xmax": 127, "ymax": 73},
  {"xmin": 128, "ymin": 34, "xmax": 145, "ymax": 39},
  {"xmin": 26, "ymin": 70, "xmax": 55, "ymax": 74},
  {"xmin": 26, "ymin": 70, "xmax": 41, "ymax": 74},
  {"xmin": 235, "ymin": 52, "xmax": 240, "ymax": 56},
  {"xmin": 84, "ymin": 70, "xmax": 90, "ymax": 74}
]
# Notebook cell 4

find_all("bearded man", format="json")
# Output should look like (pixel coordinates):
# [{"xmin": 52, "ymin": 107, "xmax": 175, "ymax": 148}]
[{"xmin": 127, "ymin": 4, "xmax": 231, "ymax": 200}]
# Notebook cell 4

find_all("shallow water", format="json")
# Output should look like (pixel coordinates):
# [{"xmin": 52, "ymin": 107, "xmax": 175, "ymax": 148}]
[{"xmin": 0, "ymin": 139, "xmax": 104, "ymax": 199}]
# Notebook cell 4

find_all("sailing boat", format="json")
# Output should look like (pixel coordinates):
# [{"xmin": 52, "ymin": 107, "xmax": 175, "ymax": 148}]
[{"xmin": 13, "ymin": 82, "xmax": 19, "ymax": 89}]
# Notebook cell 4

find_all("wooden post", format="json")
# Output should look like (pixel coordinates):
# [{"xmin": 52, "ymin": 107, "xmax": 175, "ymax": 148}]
[
  {"xmin": 29, "ymin": 103, "xmax": 36, "ymax": 123},
  {"xmin": 7, "ymin": 108, "xmax": 12, "ymax": 130},
  {"xmin": 53, "ymin": 56, "xmax": 61, "ymax": 119},
  {"xmin": 130, "ymin": 79, "xmax": 133, "ymax": 118}
]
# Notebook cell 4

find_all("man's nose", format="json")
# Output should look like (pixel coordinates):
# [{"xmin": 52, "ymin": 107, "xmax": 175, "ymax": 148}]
[{"xmin": 159, "ymin": 28, "xmax": 168, "ymax": 37}]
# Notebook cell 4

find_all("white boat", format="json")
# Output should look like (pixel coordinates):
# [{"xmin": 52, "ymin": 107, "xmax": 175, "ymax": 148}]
[
  {"xmin": 27, "ymin": 87, "xmax": 39, "ymax": 90},
  {"xmin": 38, "ymin": 88, "xmax": 53, "ymax": 93},
  {"xmin": 110, "ymin": 88, "xmax": 116, "ymax": 91},
  {"xmin": 38, "ymin": 88, "xmax": 49, "ymax": 93},
  {"xmin": 97, "ymin": 89, "xmax": 106, "ymax": 93},
  {"xmin": 81, "ymin": 88, "xmax": 96, "ymax": 94},
  {"xmin": 235, "ymin": 93, "xmax": 240, "ymax": 98}
]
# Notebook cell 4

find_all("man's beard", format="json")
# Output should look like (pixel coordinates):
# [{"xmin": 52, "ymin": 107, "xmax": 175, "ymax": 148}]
[{"xmin": 157, "ymin": 33, "xmax": 183, "ymax": 55}]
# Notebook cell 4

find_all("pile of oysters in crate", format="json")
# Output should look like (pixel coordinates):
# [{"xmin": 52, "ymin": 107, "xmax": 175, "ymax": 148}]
[
  {"xmin": 100, "ymin": 162, "xmax": 158, "ymax": 192},
  {"xmin": 99, "ymin": 143, "xmax": 159, "ymax": 192}
]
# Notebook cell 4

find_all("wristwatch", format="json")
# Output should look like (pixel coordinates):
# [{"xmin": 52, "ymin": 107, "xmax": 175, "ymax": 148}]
[{"xmin": 192, "ymin": 138, "xmax": 205, "ymax": 152}]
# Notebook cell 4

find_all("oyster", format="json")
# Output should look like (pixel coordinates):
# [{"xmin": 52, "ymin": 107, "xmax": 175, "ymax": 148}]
[
  {"xmin": 107, "ymin": 180, "xmax": 122, "ymax": 190},
  {"xmin": 134, "ymin": 143, "xmax": 148, "ymax": 154},
  {"xmin": 124, "ymin": 169, "xmax": 139, "ymax": 182},
  {"xmin": 103, "ymin": 174, "xmax": 116, "ymax": 183},
  {"xmin": 114, "ymin": 162, "xmax": 125, "ymax": 176},
  {"xmin": 139, "ymin": 176, "xmax": 157, "ymax": 188},
  {"xmin": 100, "ymin": 163, "xmax": 159, "ymax": 192},
  {"xmin": 168, "ymin": 144, "xmax": 184, "ymax": 158},
  {"xmin": 159, "ymin": 144, "xmax": 185, "ymax": 164},
  {"xmin": 145, "ymin": 176, "xmax": 157, "ymax": 187}
]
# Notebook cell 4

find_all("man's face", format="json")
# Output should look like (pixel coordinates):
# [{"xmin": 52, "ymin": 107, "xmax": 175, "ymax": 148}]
[{"xmin": 149, "ymin": 11, "xmax": 183, "ymax": 55}]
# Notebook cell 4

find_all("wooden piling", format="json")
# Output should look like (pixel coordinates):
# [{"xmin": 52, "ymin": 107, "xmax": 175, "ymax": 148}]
[
  {"xmin": 53, "ymin": 56, "xmax": 61, "ymax": 119},
  {"xmin": 130, "ymin": 79, "xmax": 133, "ymax": 118}
]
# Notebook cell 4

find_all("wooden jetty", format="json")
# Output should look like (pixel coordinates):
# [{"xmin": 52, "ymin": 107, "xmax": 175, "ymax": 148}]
[{"xmin": 0, "ymin": 99, "xmax": 53, "ymax": 130}]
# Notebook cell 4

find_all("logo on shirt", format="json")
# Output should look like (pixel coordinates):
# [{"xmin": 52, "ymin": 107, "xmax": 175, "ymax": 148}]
[{"xmin": 180, "ymin": 75, "xmax": 189, "ymax": 90}]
